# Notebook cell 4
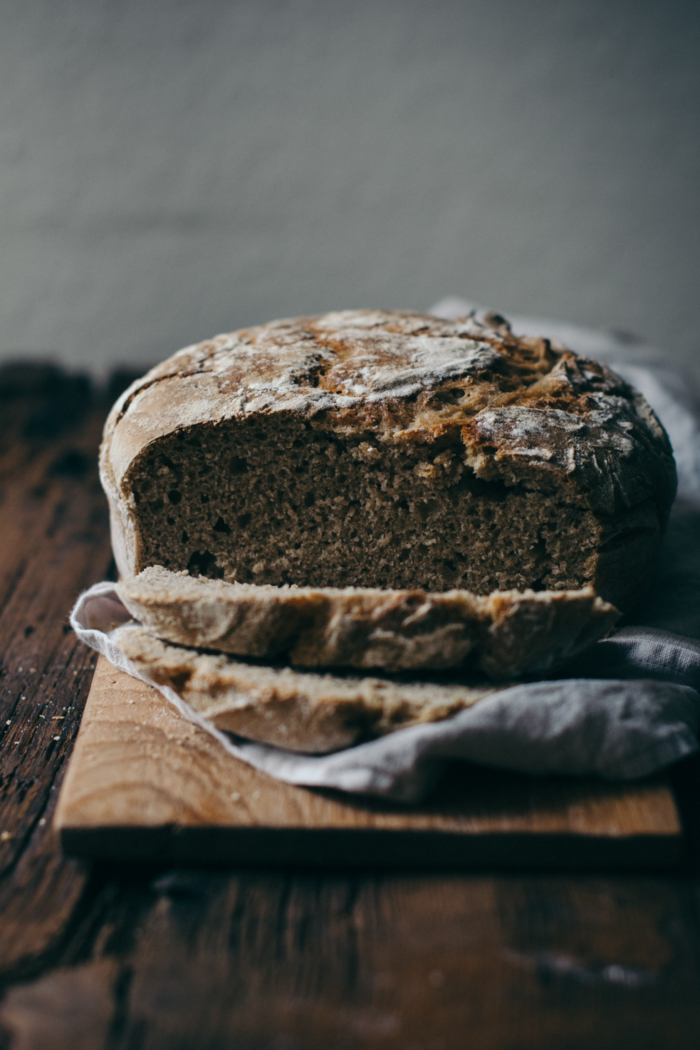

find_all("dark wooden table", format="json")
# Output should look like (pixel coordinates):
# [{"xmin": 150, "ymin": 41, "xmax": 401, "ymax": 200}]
[{"xmin": 1, "ymin": 363, "xmax": 700, "ymax": 1050}]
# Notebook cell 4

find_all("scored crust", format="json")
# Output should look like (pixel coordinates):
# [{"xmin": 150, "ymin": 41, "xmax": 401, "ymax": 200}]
[
  {"xmin": 113, "ymin": 624, "xmax": 499, "ymax": 753},
  {"xmin": 117, "ymin": 565, "xmax": 620, "ymax": 680},
  {"xmin": 100, "ymin": 309, "xmax": 677, "ymax": 611}
]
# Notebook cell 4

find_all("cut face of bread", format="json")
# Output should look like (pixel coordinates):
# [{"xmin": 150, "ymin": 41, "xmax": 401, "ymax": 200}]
[
  {"xmin": 117, "ymin": 565, "xmax": 620, "ymax": 680},
  {"xmin": 101, "ymin": 310, "xmax": 677, "ymax": 610},
  {"xmin": 113, "ymin": 624, "xmax": 498, "ymax": 753}
]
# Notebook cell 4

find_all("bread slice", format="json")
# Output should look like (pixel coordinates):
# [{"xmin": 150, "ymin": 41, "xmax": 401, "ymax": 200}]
[
  {"xmin": 113, "ymin": 624, "xmax": 498, "ymax": 753},
  {"xmin": 117, "ymin": 565, "xmax": 620, "ymax": 680},
  {"xmin": 100, "ymin": 310, "xmax": 676, "ymax": 612}
]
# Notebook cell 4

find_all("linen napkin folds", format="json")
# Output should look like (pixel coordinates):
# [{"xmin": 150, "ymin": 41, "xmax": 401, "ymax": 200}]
[{"xmin": 71, "ymin": 303, "xmax": 700, "ymax": 801}]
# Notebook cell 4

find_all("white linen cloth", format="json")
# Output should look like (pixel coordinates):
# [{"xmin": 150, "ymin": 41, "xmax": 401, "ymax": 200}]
[{"xmin": 70, "ymin": 303, "xmax": 700, "ymax": 802}]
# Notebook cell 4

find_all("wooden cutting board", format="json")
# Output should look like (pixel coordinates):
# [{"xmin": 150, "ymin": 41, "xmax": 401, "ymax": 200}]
[{"xmin": 54, "ymin": 656, "xmax": 683, "ymax": 869}]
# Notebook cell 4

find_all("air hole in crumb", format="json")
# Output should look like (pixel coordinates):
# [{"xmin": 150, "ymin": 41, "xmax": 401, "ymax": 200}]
[
  {"xmin": 187, "ymin": 550, "xmax": 223, "ymax": 578},
  {"xmin": 304, "ymin": 492, "xmax": 315, "ymax": 507},
  {"xmin": 181, "ymin": 530, "xmax": 189, "ymax": 543},
  {"xmin": 238, "ymin": 512, "xmax": 251, "ymax": 528},
  {"xmin": 213, "ymin": 516, "xmax": 232, "ymax": 534},
  {"xmin": 230, "ymin": 456, "xmax": 248, "ymax": 475},
  {"xmin": 168, "ymin": 490, "xmax": 182, "ymax": 504}
]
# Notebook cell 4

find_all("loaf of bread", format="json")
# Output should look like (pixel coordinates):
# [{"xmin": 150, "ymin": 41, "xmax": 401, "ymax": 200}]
[
  {"xmin": 101, "ymin": 310, "xmax": 677, "ymax": 612},
  {"xmin": 117, "ymin": 565, "xmax": 619, "ymax": 679},
  {"xmin": 114, "ymin": 624, "xmax": 497, "ymax": 752}
]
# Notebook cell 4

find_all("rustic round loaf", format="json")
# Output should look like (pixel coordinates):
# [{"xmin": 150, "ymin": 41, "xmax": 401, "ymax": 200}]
[{"xmin": 101, "ymin": 309, "xmax": 677, "ymax": 611}]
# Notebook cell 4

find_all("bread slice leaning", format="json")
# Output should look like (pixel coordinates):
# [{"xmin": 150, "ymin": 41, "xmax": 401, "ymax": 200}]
[
  {"xmin": 117, "ymin": 566, "xmax": 620, "ymax": 681},
  {"xmin": 114, "ymin": 624, "xmax": 498, "ymax": 753}
]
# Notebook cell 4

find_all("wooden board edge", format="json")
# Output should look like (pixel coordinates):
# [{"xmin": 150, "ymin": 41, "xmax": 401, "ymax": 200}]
[{"xmin": 57, "ymin": 823, "xmax": 685, "ymax": 871}]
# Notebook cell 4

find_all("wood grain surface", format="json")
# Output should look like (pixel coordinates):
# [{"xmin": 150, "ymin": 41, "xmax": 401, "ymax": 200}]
[
  {"xmin": 1, "ymin": 365, "xmax": 700, "ymax": 1049},
  {"xmin": 54, "ymin": 657, "xmax": 682, "ymax": 870}
]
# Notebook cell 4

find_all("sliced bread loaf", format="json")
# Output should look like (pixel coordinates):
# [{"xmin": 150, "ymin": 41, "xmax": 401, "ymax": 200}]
[{"xmin": 101, "ymin": 310, "xmax": 677, "ymax": 611}]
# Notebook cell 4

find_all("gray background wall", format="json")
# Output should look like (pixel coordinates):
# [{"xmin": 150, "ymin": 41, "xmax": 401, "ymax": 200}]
[{"xmin": 1, "ymin": 0, "xmax": 698, "ymax": 377}]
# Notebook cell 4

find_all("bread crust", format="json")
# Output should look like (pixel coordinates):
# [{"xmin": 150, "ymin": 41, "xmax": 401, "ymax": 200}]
[{"xmin": 101, "ymin": 310, "xmax": 677, "ymax": 608}]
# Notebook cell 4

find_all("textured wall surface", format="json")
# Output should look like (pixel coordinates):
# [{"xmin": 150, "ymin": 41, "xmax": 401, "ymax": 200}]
[{"xmin": 0, "ymin": 0, "xmax": 698, "ymax": 376}]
